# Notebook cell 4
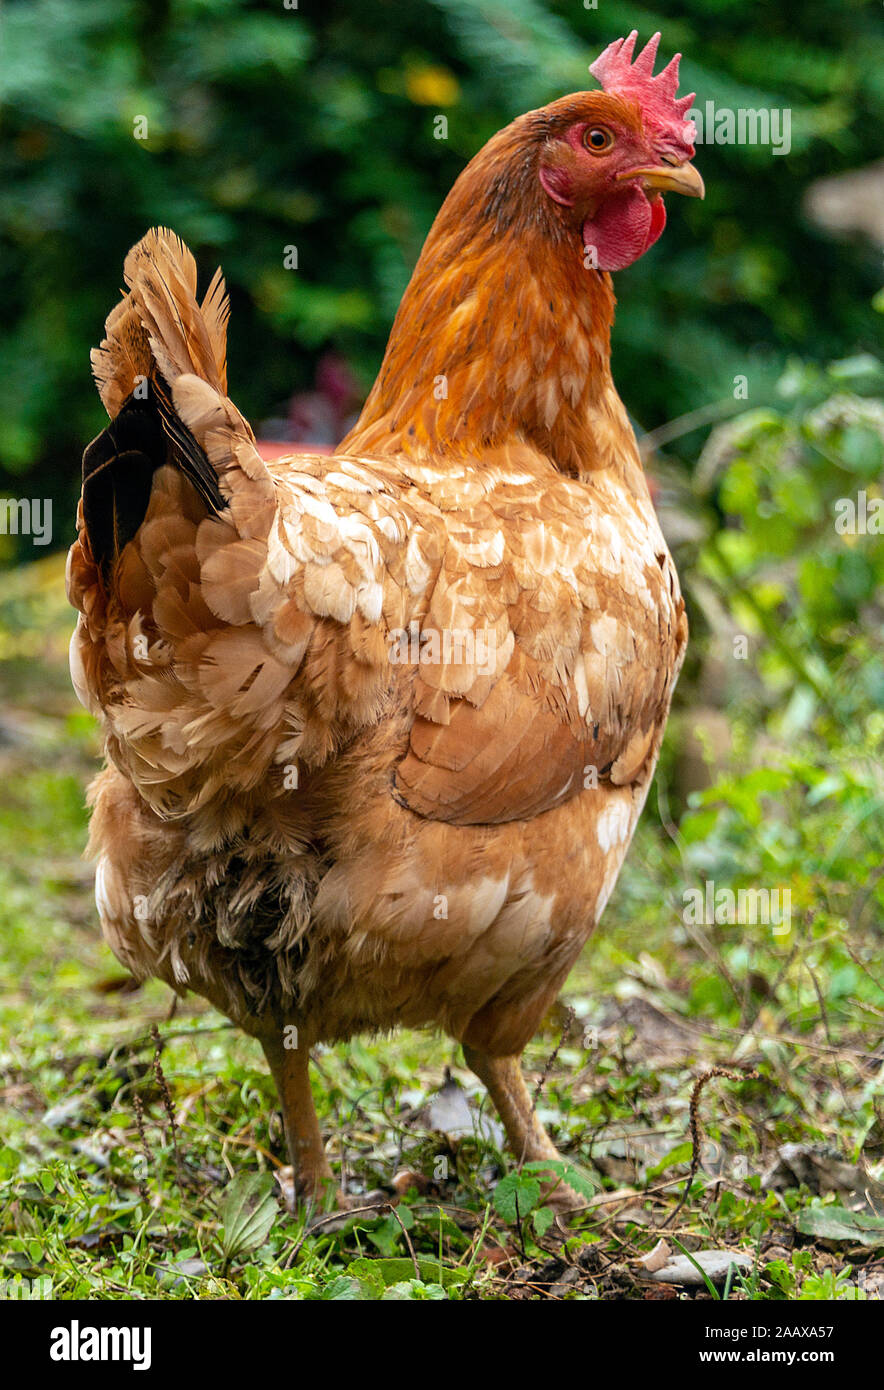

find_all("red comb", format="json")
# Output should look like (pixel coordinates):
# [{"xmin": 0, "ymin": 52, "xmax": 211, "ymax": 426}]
[{"xmin": 589, "ymin": 31, "xmax": 696, "ymax": 160}]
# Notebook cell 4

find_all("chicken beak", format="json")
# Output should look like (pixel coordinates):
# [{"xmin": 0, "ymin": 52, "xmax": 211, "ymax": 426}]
[{"xmin": 618, "ymin": 161, "xmax": 705, "ymax": 200}]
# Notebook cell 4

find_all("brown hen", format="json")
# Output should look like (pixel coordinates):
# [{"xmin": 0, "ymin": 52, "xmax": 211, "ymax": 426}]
[{"xmin": 68, "ymin": 32, "xmax": 698, "ymax": 1209}]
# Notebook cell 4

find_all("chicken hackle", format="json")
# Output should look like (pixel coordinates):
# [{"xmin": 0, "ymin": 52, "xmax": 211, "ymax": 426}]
[{"xmin": 68, "ymin": 32, "xmax": 698, "ymax": 1209}]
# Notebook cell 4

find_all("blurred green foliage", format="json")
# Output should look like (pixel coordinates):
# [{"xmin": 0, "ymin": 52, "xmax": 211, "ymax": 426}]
[
  {"xmin": 659, "ymin": 350, "xmax": 884, "ymax": 1011},
  {"xmin": 695, "ymin": 353, "xmax": 884, "ymax": 721},
  {"xmin": 0, "ymin": 0, "xmax": 881, "ymax": 536}
]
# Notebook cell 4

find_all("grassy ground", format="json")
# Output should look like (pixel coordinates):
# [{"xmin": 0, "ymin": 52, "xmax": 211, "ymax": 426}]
[{"xmin": 1, "ymin": 555, "xmax": 882, "ymax": 1301}]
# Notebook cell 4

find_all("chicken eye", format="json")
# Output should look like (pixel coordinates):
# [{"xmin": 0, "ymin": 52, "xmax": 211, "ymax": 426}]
[{"xmin": 584, "ymin": 126, "xmax": 614, "ymax": 154}]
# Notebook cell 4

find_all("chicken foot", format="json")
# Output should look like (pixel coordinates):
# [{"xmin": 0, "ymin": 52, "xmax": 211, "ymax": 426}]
[{"xmin": 463, "ymin": 1045, "xmax": 587, "ymax": 1216}]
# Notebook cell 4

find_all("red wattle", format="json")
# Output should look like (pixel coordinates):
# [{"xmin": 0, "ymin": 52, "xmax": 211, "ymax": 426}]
[
  {"xmin": 583, "ymin": 185, "xmax": 665, "ymax": 272},
  {"xmin": 644, "ymin": 195, "xmax": 667, "ymax": 251}
]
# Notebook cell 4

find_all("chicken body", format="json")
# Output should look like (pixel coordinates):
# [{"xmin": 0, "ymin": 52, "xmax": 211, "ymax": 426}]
[
  {"xmin": 79, "ymin": 447, "xmax": 684, "ymax": 1057},
  {"xmin": 69, "ymin": 36, "xmax": 696, "ymax": 1206}
]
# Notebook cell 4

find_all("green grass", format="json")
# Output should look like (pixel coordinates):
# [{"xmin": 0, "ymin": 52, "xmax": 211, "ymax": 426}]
[{"xmin": 1, "ymin": 555, "xmax": 882, "ymax": 1301}]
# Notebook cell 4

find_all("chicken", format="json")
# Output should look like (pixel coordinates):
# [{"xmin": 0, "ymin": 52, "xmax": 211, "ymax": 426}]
[{"xmin": 67, "ymin": 32, "xmax": 698, "ymax": 1210}]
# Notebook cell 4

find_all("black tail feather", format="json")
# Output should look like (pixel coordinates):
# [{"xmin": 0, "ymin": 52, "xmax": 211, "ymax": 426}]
[{"xmin": 82, "ymin": 377, "xmax": 226, "ymax": 579}]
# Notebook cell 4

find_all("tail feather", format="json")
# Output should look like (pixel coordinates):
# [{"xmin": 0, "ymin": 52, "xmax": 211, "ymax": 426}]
[
  {"xmin": 84, "ymin": 228, "xmax": 235, "ymax": 578},
  {"xmin": 197, "ymin": 267, "xmax": 231, "ymax": 393},
  {"xmin": 81, "ymin": 401, "xmax": 164, "ymax": 578},
  {"xmin": 120, "ymin": 229, "xmax": 227, "ymax": 394}
]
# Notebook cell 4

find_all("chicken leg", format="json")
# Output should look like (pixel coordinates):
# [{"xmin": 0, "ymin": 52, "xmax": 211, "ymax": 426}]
[
  {"xmin": 260, "ymin": 1033, "xmax": 340, "ymax": 1210},
  {"xmin": 463, "ymin": 1045, "xmax": 586, "ymax": 1214}
]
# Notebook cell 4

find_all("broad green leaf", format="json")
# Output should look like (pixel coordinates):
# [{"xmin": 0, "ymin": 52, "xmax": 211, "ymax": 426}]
[
  {"xmin": 523, "ymin": 1158, "xmax": 596, "ymax": 1199},
  {"xmin": 796, "ymin": 1206, "xmax": 884, "ymax": 1248},
  {"xmin": 493, "ymin": 1172, "xmax": 541, "ymax": 1223},
  {"xmin": 218, "ymin": 1172, "xmax": 278, "ymax": 1262},
  {"xmin": 381, "ymin": 1279, "xmax": 447, "ymax": 1300},
  {"xmin": 646, "ymin": 1142, "xmax": 695, "ymax": 1181},
  {"xmin": 0, "ymin": 1146, "xmax": 21, "ymax": 1180},
  {"xmin": 322, "ymin": 1275, "xmax": 369, "ymax": 1301},
  {"xmin": 533, "ymin": 1206, "xmax": 555, "ymax": 1239}
]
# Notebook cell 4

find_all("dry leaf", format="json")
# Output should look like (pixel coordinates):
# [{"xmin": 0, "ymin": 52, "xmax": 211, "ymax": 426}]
[{"xmin": 637, "ymin": 1238, "xmax": 671, "ymax": 1272}]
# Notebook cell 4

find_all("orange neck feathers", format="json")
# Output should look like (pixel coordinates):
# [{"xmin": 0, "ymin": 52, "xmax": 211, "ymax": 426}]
[{"xmin": 342, "ymin": 116, "xmax": 618, "ymax": 477}]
